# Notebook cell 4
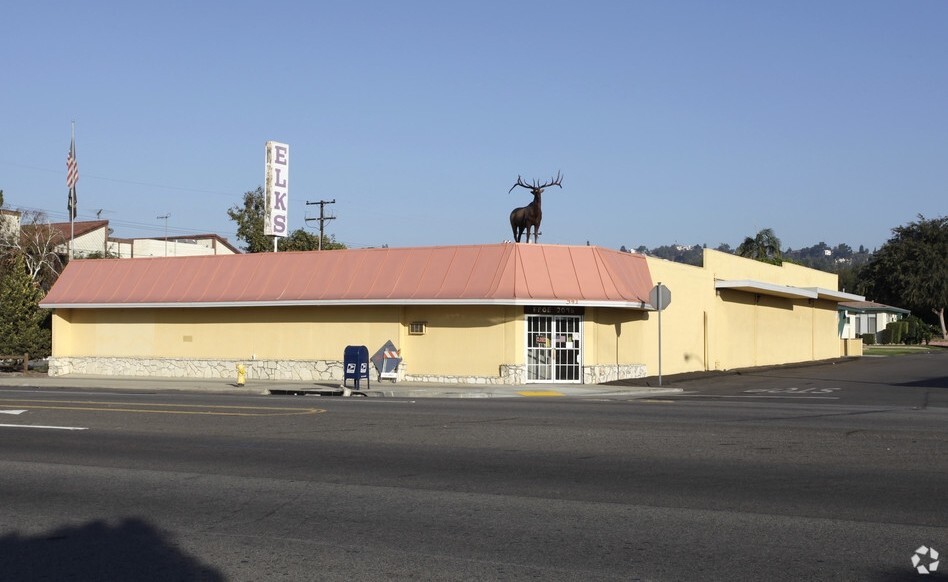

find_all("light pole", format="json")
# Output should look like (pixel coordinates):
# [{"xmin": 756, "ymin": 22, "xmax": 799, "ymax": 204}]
[{"xmin": 157, "ymin": 214, "xmax": 169, "ymax": 257}]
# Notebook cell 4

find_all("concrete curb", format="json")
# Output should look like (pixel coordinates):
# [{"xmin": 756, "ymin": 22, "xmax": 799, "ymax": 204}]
[{"xmin": 0, "ymin": 373, "xmax": 682, "ymax": 399}]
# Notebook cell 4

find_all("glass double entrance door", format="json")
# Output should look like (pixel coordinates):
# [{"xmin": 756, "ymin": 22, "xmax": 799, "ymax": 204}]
[{"xmin": 526, "ymin": 315, "xmax": 582, "ymax": 383}]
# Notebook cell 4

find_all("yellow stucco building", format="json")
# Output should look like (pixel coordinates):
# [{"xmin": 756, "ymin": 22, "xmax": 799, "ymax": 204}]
[{"xmin": 40, "ymin": 244, "xmax": 863, "ymax": 385}]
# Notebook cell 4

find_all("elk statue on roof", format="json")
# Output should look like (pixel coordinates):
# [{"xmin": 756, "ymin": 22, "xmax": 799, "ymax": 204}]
[{"xmin": 508, "ymin": 171, "xmax": 563, "ymax": 243}]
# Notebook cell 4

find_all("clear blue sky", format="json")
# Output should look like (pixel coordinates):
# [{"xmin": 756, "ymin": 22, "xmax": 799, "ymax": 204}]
[{"xmin": 2, "ymin": 1, "xmax": 946, "ymax": 252}]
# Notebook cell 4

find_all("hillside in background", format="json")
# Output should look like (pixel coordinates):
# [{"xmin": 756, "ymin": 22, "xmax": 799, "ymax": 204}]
[{"xmin": 623, "ymin": 242, "xmax": 874, "ymax": 293}]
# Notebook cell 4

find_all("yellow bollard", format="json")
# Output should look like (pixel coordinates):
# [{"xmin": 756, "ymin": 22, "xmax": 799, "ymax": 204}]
[{"xmin": 236, "ymin": 363, "xmax": 246, "ymax": 386}]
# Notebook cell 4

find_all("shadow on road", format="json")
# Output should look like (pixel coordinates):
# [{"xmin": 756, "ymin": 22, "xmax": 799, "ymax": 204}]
[
  {"xmin": 0, "ymin": 517, "xmax": 223, "ymax": 581},
  {"xmin": 897, "ymin": 376, "xmax": 948, "ymax": 389}
]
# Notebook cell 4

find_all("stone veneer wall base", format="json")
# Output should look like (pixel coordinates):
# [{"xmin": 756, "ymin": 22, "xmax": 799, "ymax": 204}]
[
  {"xmin": 48, "ymin": 356, "xmax": 344, "ymax": 382},
  {"xmin": 48, "ymin": 358, "xmax": 646, "ymax": 385},
  {"xmin": 584, "ymin": 364, "xmax": 647, "ymax": 384}
]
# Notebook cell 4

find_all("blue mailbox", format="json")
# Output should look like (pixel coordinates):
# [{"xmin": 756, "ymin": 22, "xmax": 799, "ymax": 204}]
[{"xmin": 343, "ymin": 345, "xmax": 370, "ymax": 390}]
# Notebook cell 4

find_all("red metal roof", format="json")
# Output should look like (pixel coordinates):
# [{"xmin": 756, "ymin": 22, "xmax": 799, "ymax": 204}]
[
  {"xmin": 40, "ymin": 243, "xmax": 654, "ymax": 309},
  {"xmin": 38, "ymin": 220, "xmax": 110, "ymax": 241}
]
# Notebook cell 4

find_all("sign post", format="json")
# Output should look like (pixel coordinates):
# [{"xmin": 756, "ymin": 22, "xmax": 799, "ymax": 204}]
[
  {"xmin": 371, "ymin": 340, "xmax": 402, "ymax": 382},
  {"xmin": 648, "ymin": 283, "xmax": 672, "ymax": 386}
]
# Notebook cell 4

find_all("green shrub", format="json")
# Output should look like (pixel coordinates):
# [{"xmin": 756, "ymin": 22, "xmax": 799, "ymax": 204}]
[
  {"xmin": 860, "ymin": 333, "xmax": 875, "ymax": 345},
  {"xmin": 877, "ymin": 328, "xmax": 892, "ymax": 345},
  {"xmin": 903, "ymin": 315, "xmax": 934, "ymax": 345},
  {"xmin": 886, "ymin": 321, "xmax": 905, "ymax": 344},
  {"xmin": 905, "ymin": 317, "xmax": 919, "ymax": 344}
]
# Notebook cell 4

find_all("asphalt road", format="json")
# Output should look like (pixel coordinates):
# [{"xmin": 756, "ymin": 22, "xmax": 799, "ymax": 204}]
[{"xmin": 1, "ymin": 354, "xmax": 946, "ymax": 581}]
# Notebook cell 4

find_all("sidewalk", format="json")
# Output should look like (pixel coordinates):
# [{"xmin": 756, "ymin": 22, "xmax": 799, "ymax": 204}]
[{"xmin": 0, "ymin": 372, "xmax": 682, "ymax": 399}]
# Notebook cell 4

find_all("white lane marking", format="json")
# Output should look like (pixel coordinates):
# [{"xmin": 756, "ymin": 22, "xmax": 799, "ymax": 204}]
[
  {"xmin": 0, "ymin": 424, "xmax": 88, "ymax": 431},
  {"xmin": 0, "ymin": 410, "xmax": 27, "ymax": 415},
  {"xmin": 744, "ymin": 387, "xmax": 841, "ymax": 394}
]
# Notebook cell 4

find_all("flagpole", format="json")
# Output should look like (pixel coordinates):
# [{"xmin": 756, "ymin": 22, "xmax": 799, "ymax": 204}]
[{"xmin": 69, "ymin": 121, "xmax": 76, "ymax": 260}]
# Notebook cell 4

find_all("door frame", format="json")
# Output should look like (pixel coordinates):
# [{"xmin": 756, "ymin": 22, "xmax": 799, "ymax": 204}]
[{"xmin": 524, "ymin": 312, "xmax": 583, "ymax": 384}]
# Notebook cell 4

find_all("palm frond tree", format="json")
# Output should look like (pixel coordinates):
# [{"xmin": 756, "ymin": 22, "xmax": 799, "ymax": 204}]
[{"xmin": 737, "ymin": 228, "xmax": 783, "ymax": 265}]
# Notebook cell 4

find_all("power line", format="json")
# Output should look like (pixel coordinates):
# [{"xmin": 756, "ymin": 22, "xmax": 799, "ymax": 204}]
[
  {"xmin": 0, "ymin": 159, "xmax": 240, "ymax": 198},
  {"xmin": 6, "ymin": 203, "xmax": 237, "ymax": 240}
]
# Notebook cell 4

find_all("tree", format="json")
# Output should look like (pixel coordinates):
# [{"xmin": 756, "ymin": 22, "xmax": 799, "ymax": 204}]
[
  {"xmin": 0, "ymin": 209, "xmax": 65, "ymax": 292},
  {"xmin": 0, "ymin": 254, "xmax": 51, "ymax": 359},
  {"xmin": 859, "ymin": 215, "xmax": 947, "ymax": 338},
  {"xmin": 227, "ymin": 187, "xmax": 271, "ymax": 253},
  {"xmin": 82, "ymin": 250, "xmax": 120, "ymax": 259},
  {"xmin": 647, "ymin": 244, "xmax": 703, "ymax": 266},
  {"xmin": 834, "ymin": 243, "xmax": 854, "ymax": 258},
  {"xmin": 227, "ymin": 187, "xmax": 346, "ymax": 253},
  {"xmin": 836, "ymin": 264, "xmax": 860, "ymax": 294},
  {"xmin": 281, "ymin": 229, "xmax": 345, "ymax": 251},
  {"xmin": 736, "ymin": 228, "xmax": 782, "ymax": 265}
]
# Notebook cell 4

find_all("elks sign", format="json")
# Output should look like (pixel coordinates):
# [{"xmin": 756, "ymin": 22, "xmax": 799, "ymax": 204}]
[{"xmin": 264, "ymin": 141, "xmax": 289, "ymax": 237}]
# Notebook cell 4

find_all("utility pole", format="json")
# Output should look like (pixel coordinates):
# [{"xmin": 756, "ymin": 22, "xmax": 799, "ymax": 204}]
[
  {"xmin": 305, "ymin": 199, "xmax": 336, "ymax": 250},
  {"xmin": 157, "ymin": 214, "xmax": 170, "ymax": 257}
]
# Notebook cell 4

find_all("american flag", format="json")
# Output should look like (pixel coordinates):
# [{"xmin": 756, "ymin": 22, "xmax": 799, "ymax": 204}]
[{"xmin": 67, "ymin": 135, "xmax": 78, "ymax": 219}]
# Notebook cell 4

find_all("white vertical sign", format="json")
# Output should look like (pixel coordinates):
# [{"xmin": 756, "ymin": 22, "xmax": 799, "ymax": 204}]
[{"xmin": 264, "ymin": 141, "xmax": 289, "ymax": 237}]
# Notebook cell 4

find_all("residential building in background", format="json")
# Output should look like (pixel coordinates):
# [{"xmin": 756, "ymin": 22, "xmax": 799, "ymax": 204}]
[
  {"xmin": 838, "ymin": 301, "xmax": 910, "ymax": 340},
  {"xmin": 22, "ymin": 220, "xmax": 239, "ymax": 259},
  {"xmin": 107, "ymin": 233, "xmax": 239, "ymax": 258},
  {"xmin": 0, "ymin": 208, "xmax": 21, "ymax": 237}
]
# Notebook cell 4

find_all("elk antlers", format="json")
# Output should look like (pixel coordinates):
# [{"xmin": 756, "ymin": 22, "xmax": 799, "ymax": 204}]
[{"xmin": 508, "ymin": 171, "xmax": 563, "ymax": 194}]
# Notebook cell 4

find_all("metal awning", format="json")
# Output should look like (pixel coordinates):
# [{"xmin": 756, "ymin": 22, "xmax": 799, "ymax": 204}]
[
  {"xmin": 714, "ymin": 279, "xmax": 817, "ymax": 300},
  {"xmin": 715, "ymin": 280, "xmax": 865, "ymax": 302},
  {"xmin": 806, "ymin": 287, "xmax": 865, "ymax": 302}
]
